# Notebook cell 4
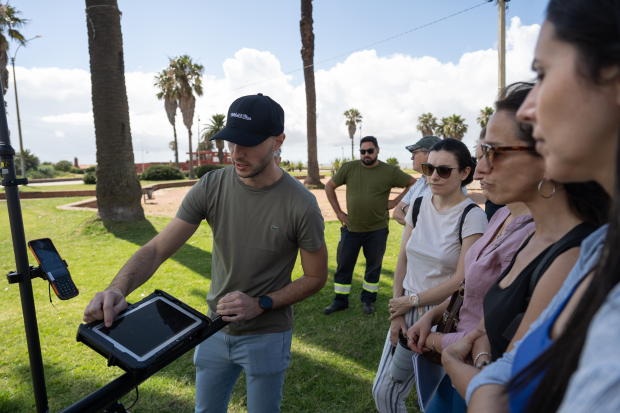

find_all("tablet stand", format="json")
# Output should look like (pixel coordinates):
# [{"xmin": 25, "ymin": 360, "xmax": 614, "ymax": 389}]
[{"xmin": 0, "ymin": 80, "xmax": 228, "ymax": 412}]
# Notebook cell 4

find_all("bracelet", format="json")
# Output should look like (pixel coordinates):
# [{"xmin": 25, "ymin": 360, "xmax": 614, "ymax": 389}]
[
  {"xmin": 432, "ymin": 339, "xmax": 437, "ymax": 353},
  {"xmin": 408, "ymin": 293, "xmax": 419, "ymax": 307},
  {"xmin": 473, "ymin": 352, "xmax": 491, "ymax": 366}
]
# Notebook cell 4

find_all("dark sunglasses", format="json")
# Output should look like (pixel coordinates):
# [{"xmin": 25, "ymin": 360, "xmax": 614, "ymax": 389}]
[
  {"xmin": 422, "ymin": 163, "xmax": 459, "ymax": 179},
  {"xmin": 480, "ymin": 144, "xmax": 538, "ymax": 170},
  {"xmin": 359, "ymin": 148, "xmax": 376, "ymax": 155}
]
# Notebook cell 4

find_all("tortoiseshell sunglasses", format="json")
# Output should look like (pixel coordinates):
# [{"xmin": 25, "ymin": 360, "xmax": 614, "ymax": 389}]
[{"xmin": 480, "ymin": 144, "xmax": 538, "ymax": 170}]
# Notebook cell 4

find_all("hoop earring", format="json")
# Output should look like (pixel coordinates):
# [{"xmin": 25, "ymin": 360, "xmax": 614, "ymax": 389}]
[{"xmin": 538, "ymin": 178, "xmax": 556, "ymax": 199}]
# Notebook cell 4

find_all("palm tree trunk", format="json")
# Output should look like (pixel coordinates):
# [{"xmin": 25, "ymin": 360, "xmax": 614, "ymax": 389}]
[
  {"xmin": 85, "ymin": 0, "xmax": 144, "ymax": 221},
  {"xmin": 218, "ymin": 148, "xmax": 224, "ymax": 164},
  {"xmin": 173, "ymin": 123, "xmax": 179, "ymax": 169},
  {"xmin": 187, "ymin": 129, "xmax": 195, "ymax": 179},
  {"xmin": 300, "ymin": 0, "xmax": 321, "ymax": 187},
  {"xmin": 350, "ymin": 133, "xmax": 354, "ymax": 159}
]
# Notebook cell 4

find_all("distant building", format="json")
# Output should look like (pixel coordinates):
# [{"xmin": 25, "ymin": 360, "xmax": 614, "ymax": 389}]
[{"xmin": 74, "ymin": 157, "xmax": 93, "ymax": 171}]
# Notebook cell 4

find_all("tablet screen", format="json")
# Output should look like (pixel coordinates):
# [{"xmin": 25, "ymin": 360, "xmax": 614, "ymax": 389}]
[{"xmin": 95, "ymin": 297, "xmax": 201, "ymax": 360}]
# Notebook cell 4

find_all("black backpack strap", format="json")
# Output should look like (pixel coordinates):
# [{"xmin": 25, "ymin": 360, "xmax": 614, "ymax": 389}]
[
  {"xmin": 458, "ymin": 203, "xmax": 482, "ymax": 244},
  {"xmin": 527, "ymin": 223, "xmax": 598, "ymax": 298},
  {"xmin": 410, "ymin": 196, "xmax": 424, "ymax": 228}
]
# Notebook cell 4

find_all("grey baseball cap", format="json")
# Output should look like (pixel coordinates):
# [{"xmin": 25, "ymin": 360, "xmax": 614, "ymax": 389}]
[{"xmin": 406, "ymin": 136, "xmax": 441, "ymax": 152}]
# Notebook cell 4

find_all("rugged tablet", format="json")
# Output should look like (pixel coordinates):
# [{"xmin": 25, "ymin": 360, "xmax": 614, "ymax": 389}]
[
  {"xmin": 28, "ymin": 238, "xmax": 79, "ymax": 300},
  {"xmin": 77, "ymin": 290, "xmax": 225, "ymax": 374}
]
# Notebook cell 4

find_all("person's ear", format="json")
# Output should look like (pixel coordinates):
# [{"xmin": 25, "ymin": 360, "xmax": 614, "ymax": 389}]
[
  {"xmin": 274, "ymin": 133, "xmax": 285, "ymax": 151},
  {"xmin": 376, "ymin": 147, "xmax": 380, "ymax": 155},
  {"xmin": 461, "ymin": 167, "xmax": 471, "ymax": 182}
]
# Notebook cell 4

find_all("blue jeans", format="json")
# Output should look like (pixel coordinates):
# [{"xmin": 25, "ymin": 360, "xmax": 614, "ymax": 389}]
[
  {"xmin": 425, "ymin": 375, "xmax": 466, "ymax": 413},
  {"xmin": 194, "ymin": 329, "xmax": 293, "ymax": 413}
]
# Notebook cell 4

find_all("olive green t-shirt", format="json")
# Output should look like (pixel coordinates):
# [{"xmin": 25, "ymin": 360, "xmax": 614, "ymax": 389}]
[
  {"xmin": 332, "ymin": 160, "xmax": 412, "ymax": 232},
  {"xmin": 175, "ymin": 166, "xmax": 325, "ymax": 336}
]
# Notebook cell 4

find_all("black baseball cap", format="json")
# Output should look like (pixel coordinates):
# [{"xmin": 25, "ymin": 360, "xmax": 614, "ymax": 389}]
[
  {"xmin": 405, "ymin": 136, "xmax": 441, "ymax": 153},
  {"xmin": 209, "ymin": 93, "xmax": 285, "ymax": 147}
]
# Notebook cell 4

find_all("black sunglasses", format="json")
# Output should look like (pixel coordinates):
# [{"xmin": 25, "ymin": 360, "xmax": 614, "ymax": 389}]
[
  {"xmin": 359, "ymin": 148, "xmax": 376, "ymax": 155},
  {"xmin": 422, "ymin": 163, "xmax": 459, "ymax": 179}
]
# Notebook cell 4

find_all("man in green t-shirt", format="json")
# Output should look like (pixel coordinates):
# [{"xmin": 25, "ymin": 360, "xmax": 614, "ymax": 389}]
[
  {"xmin": 323, "ymin": 136, "xmax": 415, "ymax": 315},
  {"xmin": 82, "ymin": 93, "xmax": 327, "ymax": 412}
]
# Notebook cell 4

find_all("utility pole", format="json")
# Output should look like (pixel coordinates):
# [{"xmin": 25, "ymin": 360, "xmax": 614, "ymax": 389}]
[
  {"xmin": 10, "ymin": 36, "xmax": 42, "ymax": 178},
  {"xmin": 197, "ymin": 115, "xmax": 201, "ymax": 167},
  {"xmin": 498, "ymin": 0, "xmax": 509, "ymax": 94}
]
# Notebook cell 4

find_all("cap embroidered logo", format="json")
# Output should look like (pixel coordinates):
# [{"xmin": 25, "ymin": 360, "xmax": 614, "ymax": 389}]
[
  {"xmin": 230, "ymin": 113, "xmax": 252, "ymax": 121},
  {"xmin": 271, "ymin": 226, "xmax": 278, "ymax": 231}
]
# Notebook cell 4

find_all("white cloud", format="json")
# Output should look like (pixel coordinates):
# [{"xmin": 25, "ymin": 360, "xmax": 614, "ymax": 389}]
[
  {"xmin": 7, "ymin": 17, "xmax": 539, "ymax": 166},
  {"xmin": 53, "ymin": 130, "xmax": 65, "ymax": 138}
]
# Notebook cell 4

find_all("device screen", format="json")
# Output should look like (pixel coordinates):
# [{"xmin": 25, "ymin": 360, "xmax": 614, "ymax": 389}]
[
  {"xmin": 98, "ymin": 299, "xmax": 197, "ymax": 358},
  {"xmin": 29, "ymin": 239, "xmax": 69, "ymax": 278}
]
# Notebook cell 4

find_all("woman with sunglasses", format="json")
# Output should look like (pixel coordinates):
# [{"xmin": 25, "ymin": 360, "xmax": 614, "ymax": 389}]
[
  {"xmin": 452, "ymin": 1, "xmax": 618, "ymax": 412},
  {"xmin": 373, "ymin": 138, "xmax": 488, "ymax": 413}
]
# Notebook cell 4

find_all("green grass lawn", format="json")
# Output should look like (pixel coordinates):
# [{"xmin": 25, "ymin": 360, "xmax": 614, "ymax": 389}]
[{"xmin": 0, "ymin": 198, "xmax": 421, "ymax": 413}]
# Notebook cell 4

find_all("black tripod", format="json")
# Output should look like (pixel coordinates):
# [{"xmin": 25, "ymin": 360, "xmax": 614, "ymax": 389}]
[{"xmin": 1, "ymin": 82, "xmax": 227, "ymax": 412}]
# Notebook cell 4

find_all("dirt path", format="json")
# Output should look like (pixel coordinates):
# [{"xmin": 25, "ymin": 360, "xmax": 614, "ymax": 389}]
[{"xmin": 141, "ymin": 176, "xmax": 486, "ymax": 221}]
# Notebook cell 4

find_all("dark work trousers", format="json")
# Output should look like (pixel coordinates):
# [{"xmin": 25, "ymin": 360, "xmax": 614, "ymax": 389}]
[{"xmin": 333, "ymin": 226, "xmax": 389, "ymax": 305}]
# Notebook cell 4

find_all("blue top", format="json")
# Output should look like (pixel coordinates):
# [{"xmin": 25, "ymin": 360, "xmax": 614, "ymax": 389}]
[
  {"xmin": 466, "ymin": 225, "xmax": 609, "ymax": 405},
  {"xmin": 508, "ymin": 278, "xmax": 584, "ymax": 412}
]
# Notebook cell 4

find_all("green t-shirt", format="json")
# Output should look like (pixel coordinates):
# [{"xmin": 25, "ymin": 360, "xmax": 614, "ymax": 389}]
[
  {"xmin": 176, "ymin": 167, "xmax": 325, "ymax": 336},
  {"xmin": 332, "ymin": 160, "xmax": 412, "ymax": 232}
]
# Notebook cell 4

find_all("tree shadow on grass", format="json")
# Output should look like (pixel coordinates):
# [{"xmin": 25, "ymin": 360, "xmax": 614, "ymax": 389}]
[
  {"xmin": 97, "ymin": 219, "xmax": 212, "ymax": 280},
  {"xmin": 5, "ymin": 357, "xmax": 200, "ymax": 413}
]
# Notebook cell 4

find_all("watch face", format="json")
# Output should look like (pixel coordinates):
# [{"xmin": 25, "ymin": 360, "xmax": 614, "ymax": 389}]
[{"xmin": 259, "ymin": 296, "xmax": 273, "ymax": 310}]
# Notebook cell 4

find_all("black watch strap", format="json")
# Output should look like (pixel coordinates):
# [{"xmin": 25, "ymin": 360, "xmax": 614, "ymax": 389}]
[{"xmin": 258, "ymin": 296, "xmax": 273, "ymax": 312}]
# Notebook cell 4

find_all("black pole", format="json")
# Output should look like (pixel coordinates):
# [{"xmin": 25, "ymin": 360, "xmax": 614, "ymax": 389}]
[{"xmin": 0, "ymin": 87, "xmax": 49, "ymax": 409}]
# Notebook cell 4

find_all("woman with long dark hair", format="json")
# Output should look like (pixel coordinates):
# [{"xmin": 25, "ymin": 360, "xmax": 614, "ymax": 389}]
[{"xmin": 443, "ymin": 0, "xmax": 619, "ymax": 411}]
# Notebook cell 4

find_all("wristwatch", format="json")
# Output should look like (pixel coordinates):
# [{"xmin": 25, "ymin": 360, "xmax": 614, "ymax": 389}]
[
  {"xmin": 258, "ymin": 296, "xmax": 273, "ymax": 313},
  {"xmin": 408, "ymin": 292, "xmax": 420, "ymax": 306}
]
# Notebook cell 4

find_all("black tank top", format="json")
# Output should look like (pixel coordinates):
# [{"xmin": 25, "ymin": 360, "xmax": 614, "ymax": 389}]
[{"xmin": 483, "ymin": 223, "xmax": 597, "ymax": 361}]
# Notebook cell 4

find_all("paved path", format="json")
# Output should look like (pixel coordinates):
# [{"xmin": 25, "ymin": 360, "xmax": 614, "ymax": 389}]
[{"xmin": 139, "ymin": 174, "xmax": 486, "ymax": 221}]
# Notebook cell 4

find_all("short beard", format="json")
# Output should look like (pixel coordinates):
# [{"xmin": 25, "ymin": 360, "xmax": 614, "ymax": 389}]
[
  {"xmin": 237, "ymin": 140, "xmax": 275, "ymax": 179},
  {"xmin": 361, "ymin": 156, "xmax": 376, "ymax": 166}
]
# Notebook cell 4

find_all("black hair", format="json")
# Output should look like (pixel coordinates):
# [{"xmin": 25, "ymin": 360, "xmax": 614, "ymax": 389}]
[
  {"xmin": 508, "ymin": 1, "xmax": 619, "ymax": 412},
  {"xmin": 360, "ymin": 136, "xmax": 378, "ymax": 148},
  {"xmin": 495, "ymin": 82, "xmax": 537, "ymax": 146},
  {"xmin": 429, "ymin": 138, "xmax": 476, "ymax": 187}
]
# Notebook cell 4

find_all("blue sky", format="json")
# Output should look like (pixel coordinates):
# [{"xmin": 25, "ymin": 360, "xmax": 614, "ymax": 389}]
[
  {"xmin": 18, "ymin": 0, "xmax": 546, "ymax": 83},
  {"xmin": 9, "ymin": 0, "xmax": 547, "ymax": 166}
]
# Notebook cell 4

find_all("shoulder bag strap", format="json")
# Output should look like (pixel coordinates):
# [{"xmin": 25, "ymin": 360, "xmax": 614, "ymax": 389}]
[
  {"xmin": 410, "ymin": 196, "xmax": 424, "ymax": 228},
  {"xmin": 458, "ymin": 203, "xmax": 482, "ymax": 244}
]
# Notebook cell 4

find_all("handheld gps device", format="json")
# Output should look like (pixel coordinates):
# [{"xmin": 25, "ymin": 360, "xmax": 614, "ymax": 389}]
[
  {"xmin": 77, "ymin": 290, "xmax": 227, "ymax": 374},
  {"xmin": 28, "ymin": 238, "xmax": 79, "ymax": 300}
]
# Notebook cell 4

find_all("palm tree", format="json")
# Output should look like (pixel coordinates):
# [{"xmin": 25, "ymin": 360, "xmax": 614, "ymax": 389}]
[
  {"xmin": 169, "ymin": 55, "xmax": 203, "ymax": 179},
  {"xmin": 438, "ymin": 115, "xmax": 468, "ymax": 141},
  {"xmin": 416, "ymin": 113, "xmax": 438, "ymax": 137},
  {"xmin": 154, "ymin": 68, "xmax": 180, "ymax": 169},
  {"xmin": 300, "ymin": 0, "xmax": 321, "ymax": 186},
  {"xmin": 0, "ymin": 3, "xmax": 26, "ymax": 97},
  {"xmin": 477, "ymin": 106, "xmax": 495, "ymax": 128},
  {"xmin": 85, "ymin": 0, "xmax": 143, "ymax": 221},
  {"xmin": 344, "ymin": 108, "xmax": 362, "ymax": 158},
  {"xmin": 201, "ymin": 114, "xmax": 226, "ymax": 164}
]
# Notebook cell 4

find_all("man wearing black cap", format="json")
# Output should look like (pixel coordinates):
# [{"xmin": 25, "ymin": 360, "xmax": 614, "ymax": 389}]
[
  {"xmin": 323, "ymin": 136, "xmax": 415, "ymax": 316},
  {"xmin": 82, "ymin": 93, "xmax": 327, "ymax": 412}
]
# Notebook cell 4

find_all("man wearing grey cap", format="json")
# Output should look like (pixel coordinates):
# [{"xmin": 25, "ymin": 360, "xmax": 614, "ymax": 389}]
[
  {"xmin": 393, "ymin": 136, "xmax": 467, "ymax": 226},
  {"xmin": 82, "ymin": 93, "xmax": 328, "ymax": 412}
]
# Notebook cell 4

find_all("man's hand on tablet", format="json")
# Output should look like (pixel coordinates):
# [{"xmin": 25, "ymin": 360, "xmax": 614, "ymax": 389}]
[{"xmin": 83, "ymin": 290, "xmax": 128, "ymax": 327}]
